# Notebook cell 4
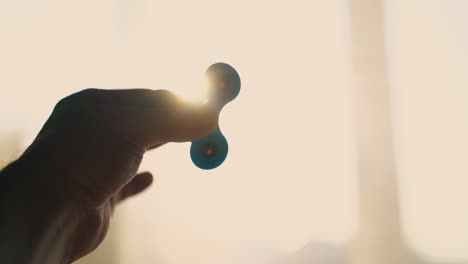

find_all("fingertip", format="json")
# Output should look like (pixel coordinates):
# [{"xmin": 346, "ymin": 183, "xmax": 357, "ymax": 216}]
[
  {"xmin": 198, "ymin": 103, "xmax": 220, "ymax": 131},
  {"xmin": 135, "ymin": 171, "xmax": 154, "ymax": 188},
  {"xmin": 177, "ymin": 102, "xmax": 220, "ymax": 142}
]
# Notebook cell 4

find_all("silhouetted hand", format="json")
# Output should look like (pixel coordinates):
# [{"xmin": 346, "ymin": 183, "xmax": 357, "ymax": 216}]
[{"xmin": 0, "ymin": 89, "xmax": 219, "ymax": 264}]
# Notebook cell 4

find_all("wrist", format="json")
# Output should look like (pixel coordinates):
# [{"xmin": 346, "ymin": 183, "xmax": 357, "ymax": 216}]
[{"xmin": 0, "ymin": 159, "xmax": 78, "ymax": 264}]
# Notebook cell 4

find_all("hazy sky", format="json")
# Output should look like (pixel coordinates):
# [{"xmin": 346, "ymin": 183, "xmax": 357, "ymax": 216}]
[{"xmin": 1, "ymin": 0, "xmax": 468, "ymax": 263}]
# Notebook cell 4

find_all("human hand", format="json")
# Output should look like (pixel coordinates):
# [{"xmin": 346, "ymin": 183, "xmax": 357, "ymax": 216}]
[{"xmin": 0, "ymin": 89, "xmax": 218, "ymax": 264}]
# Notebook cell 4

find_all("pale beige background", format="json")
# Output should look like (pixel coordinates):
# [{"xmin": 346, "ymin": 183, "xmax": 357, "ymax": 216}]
[{"xmin": 0, "ymin": 0, "xmax": 467, "ymax": 263}]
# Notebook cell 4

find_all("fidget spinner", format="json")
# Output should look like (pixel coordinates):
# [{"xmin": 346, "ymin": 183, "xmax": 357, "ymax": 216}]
[{"xmin": 190, "ymin": 63, "xmax": 241, "ymax": 170}]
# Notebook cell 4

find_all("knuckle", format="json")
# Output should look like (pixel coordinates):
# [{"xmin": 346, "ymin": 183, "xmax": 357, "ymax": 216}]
[
  {"xmin": 78, "ymin": 88, "xmax": 100, "ymax": 96},
  {"xmin": 54, "ymin": 95, "xmax": 74, "ymax": 111},
  {"xmin": 55, "ymin": 88, "xmax": 100, "ymax": 110}
]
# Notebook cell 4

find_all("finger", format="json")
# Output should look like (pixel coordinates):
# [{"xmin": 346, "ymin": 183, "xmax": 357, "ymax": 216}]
[
  {"xmin": 116, "ymin": 96, "xmax": 219, "ymax": 148},
  {"xmin": 80, "ymin": 89, "xmax": 219, "ymax": 146},
  {"xmin": 59, "ymin": 89, "xmax": 219, "ymax": 152},
  {"xmin": 117, "ymin": 171, "xmax": 153, "ymax": 203}
]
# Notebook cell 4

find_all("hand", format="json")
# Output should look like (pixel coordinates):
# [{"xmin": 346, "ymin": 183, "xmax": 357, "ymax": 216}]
[{"xmin": 0, "ymin": 89, "xmax": 219, "ymax": 264}]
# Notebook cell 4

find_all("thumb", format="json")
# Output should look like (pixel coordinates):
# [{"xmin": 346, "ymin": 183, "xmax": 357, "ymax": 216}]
[{"xmin": 116, "ymin": 172, "xmax": 153, "ymax": 203}]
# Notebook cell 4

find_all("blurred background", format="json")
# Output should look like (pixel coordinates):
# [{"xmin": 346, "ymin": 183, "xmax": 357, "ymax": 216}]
[{"xmin": 1, "ymin": 0, "xmax": 468, "ymax": 263}]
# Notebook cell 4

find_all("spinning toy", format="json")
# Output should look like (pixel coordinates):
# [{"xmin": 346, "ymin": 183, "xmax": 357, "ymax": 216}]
[{"xmin": 190, "ymin": 63, "xmax": 241, "ymax": 170}]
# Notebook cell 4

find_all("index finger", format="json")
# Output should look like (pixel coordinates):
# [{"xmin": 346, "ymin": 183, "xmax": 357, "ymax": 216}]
[{"xmin": 104, "ymin": 89, "xmax": 220, "ymax": 148}]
